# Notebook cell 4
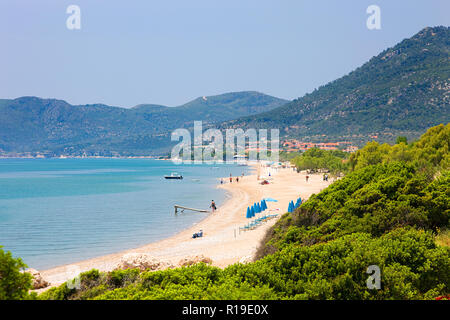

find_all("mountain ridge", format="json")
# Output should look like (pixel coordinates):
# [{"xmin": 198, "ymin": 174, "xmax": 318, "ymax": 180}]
[
  {"xmin": 0, "ymin": 91, "xmax": 288, "ymax": 156},
  {"xmin": 220, "ymin": 26, "xmax": 450, "ymax": 145}
]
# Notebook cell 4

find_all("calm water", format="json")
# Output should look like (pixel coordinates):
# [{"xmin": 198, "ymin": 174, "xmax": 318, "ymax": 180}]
[{"xmin": 0, "ymin": 159, "xmax": 250, "ymax": 269}]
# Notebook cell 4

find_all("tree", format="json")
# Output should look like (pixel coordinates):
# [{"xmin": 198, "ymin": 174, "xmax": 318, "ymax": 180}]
[
  {"xmin": 396, "ymin": 136, "xmax": 408, "ymax": 145},
  {"xmin": 0, "ymin": 246, "xmax": 32, "ymax": 300}
]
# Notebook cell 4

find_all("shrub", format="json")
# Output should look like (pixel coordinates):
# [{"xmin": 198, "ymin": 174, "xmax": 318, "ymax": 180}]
[{"xmin": 0, "ymin": 246, "xmax": 32, "ymax": 300}]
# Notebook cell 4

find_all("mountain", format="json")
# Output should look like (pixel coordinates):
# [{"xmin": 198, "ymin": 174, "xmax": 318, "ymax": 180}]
[
  {"xmin": 221, "ymin": 26, "xmax": 450, "ymax": 145},
  {"xmin": 0, "ymin": 92, "xmax": 288, "ymax": 156}
]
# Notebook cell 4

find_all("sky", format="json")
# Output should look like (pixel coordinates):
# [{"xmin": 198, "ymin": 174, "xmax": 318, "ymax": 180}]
[{"xmin": 0, "ymin": 0, "xmax": 449, "ymax": 108}]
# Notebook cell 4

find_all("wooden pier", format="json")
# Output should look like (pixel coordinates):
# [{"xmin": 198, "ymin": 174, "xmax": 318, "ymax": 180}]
[{"xmin": 174, "ymin": 205, "xmax": 209, "ymax": 215}]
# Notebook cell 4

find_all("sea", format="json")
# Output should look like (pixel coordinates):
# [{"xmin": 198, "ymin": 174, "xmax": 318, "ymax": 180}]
[{"xmin": 0, "ymin": 158, "xmax": 250, "ymax": 269}]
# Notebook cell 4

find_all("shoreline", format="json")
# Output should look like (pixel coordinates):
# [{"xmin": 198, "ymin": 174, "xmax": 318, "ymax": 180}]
[{"xmin": 38, "ymin": 166, "xmax": 332, "ymax": 290}]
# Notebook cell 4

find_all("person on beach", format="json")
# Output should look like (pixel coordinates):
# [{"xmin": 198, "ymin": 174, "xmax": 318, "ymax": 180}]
[
  {"xmin": 229, "ymin": 174, "xmax": 233, "ymax": 183},
  {"xmin": 220, "ymin": 178, "xmax": 223, "ymax": 184},
  {"xmin": 210, "ymin": 200, "xmax": 217, "ymax": 212},
  {"xmin": 306, "ymin": 175, "xmax": 309, "ymax": 182},
  {"xmin": 236, "ymin": 176, "xmax": 239, "ymax": 183}
]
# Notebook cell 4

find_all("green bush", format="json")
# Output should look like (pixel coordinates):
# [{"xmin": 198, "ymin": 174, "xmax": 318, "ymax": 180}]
[
  {"xmin": 0, "ymin": 246, "xmax": 32, "ymax": 300},
  {"xmin": 37, "ymin": 228, "xmax": 450, "ymax": 300}
]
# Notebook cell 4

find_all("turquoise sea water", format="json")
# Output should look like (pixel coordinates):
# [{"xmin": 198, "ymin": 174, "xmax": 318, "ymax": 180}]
[{"xmin": 0, "ymin": 159, "xmax": 250, "ymax": 269}]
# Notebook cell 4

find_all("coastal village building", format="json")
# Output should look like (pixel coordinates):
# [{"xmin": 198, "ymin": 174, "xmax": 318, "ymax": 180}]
[{"xmin": 281, "ymin": 139, "xmax": 358, "ymax": 153}]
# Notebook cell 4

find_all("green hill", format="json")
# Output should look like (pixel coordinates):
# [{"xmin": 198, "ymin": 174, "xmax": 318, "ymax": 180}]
[
  {"xmin": 0, "ymin": 92, "xmax": 288, "ymax": 156},
  {"xmin": 221, "ymin": 26, "xmax": 450, "ymax": 145}
]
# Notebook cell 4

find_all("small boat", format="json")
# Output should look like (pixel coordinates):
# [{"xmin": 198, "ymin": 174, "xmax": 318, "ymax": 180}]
[{"xmin": 164, "ymin": 172, "xmax": 183, "ymax": 180}]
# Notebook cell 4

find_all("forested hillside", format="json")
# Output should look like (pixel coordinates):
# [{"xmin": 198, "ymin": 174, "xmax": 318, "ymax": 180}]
[{"xmin": 0, "ymin": 92, "xmax": 287, "ymax": 156}]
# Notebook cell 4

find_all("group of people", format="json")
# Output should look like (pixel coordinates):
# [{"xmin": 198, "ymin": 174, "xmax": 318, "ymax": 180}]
[
  {"xmin": 220, "ymin": 172, "xmax": 245, "ymax": 185},
  {"xmin": 305, "ymin": 173, "xmax": 329, "ymax": 182}
]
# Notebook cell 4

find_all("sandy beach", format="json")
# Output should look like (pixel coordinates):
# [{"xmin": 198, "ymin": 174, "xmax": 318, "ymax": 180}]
[{"xmin": 39, "ymin": 165, "xmax": 332, "ymax": 289}]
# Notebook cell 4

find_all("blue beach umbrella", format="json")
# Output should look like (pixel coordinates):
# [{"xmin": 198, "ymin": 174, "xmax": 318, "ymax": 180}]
[
  {"xmin": 251, "ymin": 205, "xmax": 256, "ymax": 217},
  {"xmin": 261, "ymin": 200, "xmax": 267, "ymax": 211},
  {"xmin": 287, "ymin": 201, "xmax": 293, "ymax": 213},
  {"xmin": 257, "ymin": 203, "xmax": 262, "ymax": 213},
  {"xmin": 264, "ymin": 198, "xmax": 278, "ymax": 202},
  {"xmin": 246, "ymin": 207, "xmax": 252, "ymax": 219}
]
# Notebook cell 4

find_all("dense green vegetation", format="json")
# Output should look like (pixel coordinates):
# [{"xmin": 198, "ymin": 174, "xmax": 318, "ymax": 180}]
[
  {"xmin": 0, "ymin": 92, "xmax": 287, "ymax": 156},
  {"xmin": 222, "ymin": 26, "xmax": 450, "ymax": 146},
  {"xmin": 38, "ymin": 228, "xmax": 449, "ymax": 300},
  {"xmin": 31, "ymin": 124, "xmax": 449, "ymax": 300},
  {"xmin": 0, "ymin": 246, "xmax": 33, "ymax": 300},
  {"xmin": 261, "ymin": 124, "xmax": 449, "ymax": 255},
  {"xmin": 290, "ymin": 148, "xmax": 349, "ymax": 176}
]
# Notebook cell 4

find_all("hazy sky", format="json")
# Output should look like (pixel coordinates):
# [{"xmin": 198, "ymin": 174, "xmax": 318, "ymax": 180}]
[{"xmin": 0, "ymin": 0, "xmax": 448, "ymax": 107}]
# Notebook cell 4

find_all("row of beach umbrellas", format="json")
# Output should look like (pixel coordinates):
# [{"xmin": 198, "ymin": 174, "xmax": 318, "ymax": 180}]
[
  {"xmin": 246, "ymin": 199, "xmax": 269, "ymax": 218},
  {"xmin": 287, "ymin": 197, "xmax": 302, "ymax": 213}
]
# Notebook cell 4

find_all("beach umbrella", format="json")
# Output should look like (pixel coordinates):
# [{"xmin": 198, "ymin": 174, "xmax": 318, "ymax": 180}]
[
  {"xmin": 287, "ymin": 201, "xmax": 293, "ymax": 213},
  {"xmin": 264, "ymin": 198, "xmax": 278, "ymax": 202},
  {"xmin": 251, "ymin": 205, "xmax": 256, "ymax": 217},
  {"xmin": 263, "ymin": 200, "xmax": 268, "ymax": 210},
  {"xmin": 261, "ymin": 200, "xmax": 267, "ymax": 211},
  {"xmin": 246, "ymin": 207, "xmax": 252, "ymax": 219},
  {"xmin": 256, "ymin": 203, "xmax": 262, "ymax": 213}
]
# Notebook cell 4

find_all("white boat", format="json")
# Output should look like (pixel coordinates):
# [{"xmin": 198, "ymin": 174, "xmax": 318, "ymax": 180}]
[{"xmin": 164, "ymin": 172, "xmax": 183, "ymax": 180}]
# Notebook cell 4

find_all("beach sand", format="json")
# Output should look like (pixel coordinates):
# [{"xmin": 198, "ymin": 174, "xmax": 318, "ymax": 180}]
[{"xmin": 39, "ymin": 166, "xmax": 332, "ymax": 289}]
